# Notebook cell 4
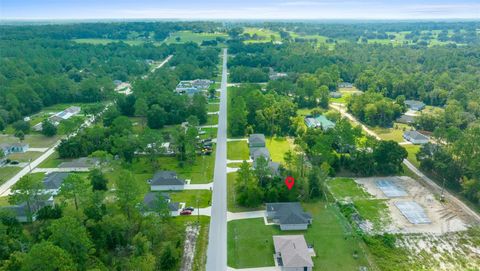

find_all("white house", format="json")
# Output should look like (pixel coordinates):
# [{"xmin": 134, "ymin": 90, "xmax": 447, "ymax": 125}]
[
  {"xmin": 148, "ymin": 171, "xmax": 185, "ymax": 191},
  {"xmin": 266, "ymin": 202, "xmax": 312, "ymax": 231},
  {"xmin": 403, "ymin": 130, "xmax": 429, "ymax": 145},
  {"xmin": 273, "ymin": 235, "xmax": 315, "ymax": 271}
]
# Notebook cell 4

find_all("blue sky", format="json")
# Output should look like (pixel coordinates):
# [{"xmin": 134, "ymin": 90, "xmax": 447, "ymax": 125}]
[{"xmin": 1, "ymin": 0, "xmax": 479, "ymax": 20}]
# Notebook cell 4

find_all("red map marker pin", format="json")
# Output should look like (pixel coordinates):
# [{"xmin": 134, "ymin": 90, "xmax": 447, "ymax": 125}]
[{"xmin": 285, "ymin": 176, "xmax": 295, "ymax": 190}]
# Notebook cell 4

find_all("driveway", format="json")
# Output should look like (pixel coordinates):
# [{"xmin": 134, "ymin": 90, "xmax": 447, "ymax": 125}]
[
  {"xmin": 206, "ymin": 48, "xmax": 228, "ymax": 271},
  {"xmin": 227, "ymin": 210, "xmax": 265, "ymax": 221},
  {"xmin": 32, "ymin": 167, "xmax": 91, "ymax": 173}
]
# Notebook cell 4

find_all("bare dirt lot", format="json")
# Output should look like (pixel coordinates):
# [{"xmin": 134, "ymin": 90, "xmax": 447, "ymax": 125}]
[{"xmin": 355, "ymin": 176, "xmax": 473, "ymax": 234}]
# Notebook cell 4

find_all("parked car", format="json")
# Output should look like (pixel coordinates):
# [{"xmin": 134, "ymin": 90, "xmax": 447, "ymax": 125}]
[
  {"xmin": 183, "ymin": 207, "xmax": 194, "ymax": 212},
  {"xmin": 180, "ymin": 209, "xmax": 192, "ymax": 215},
  {"xmin": 10, "ymin": 160, "xmax": 19, "ymax": 165}
]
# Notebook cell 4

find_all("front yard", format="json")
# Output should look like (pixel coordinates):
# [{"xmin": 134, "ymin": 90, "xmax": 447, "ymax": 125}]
[
  {"xmin": 227, "ymin": 141, "xmax": 249, "ymax": 161},
  {"xmin": 370, "ymin": 123, "xmax": 411, "ymax": 142},
  {"xmin": 227, "ymin": 202, "xmax": 370, "ymax": 269},
  {"xmin": 169, "ymin": 190, "xmax": 212, "ymax": 208}
]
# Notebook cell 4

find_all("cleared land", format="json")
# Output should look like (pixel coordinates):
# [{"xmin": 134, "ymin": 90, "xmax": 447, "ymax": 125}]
[
  {"xmin": 227, "ymin": 141, "xmax": 249, "ymax": 161},
  {"xmin": 170, "ymin": 190, "xmax": 212, "ymax": 208},
  {"xmin": 0, "ymin": 167, "xmax": 22, "ymax": 185},
  {"xmin": 227, "ymin": 172, "xmax": 264, "ymax": 213},
  {"xmin": 371, "ymin": 123, "xmax": 412, "ymax": 142},
  {"xmin": 164, "ymin": 31, "xmax": 227, "ymax": 44},
  {"xmin": 265, "ymin": 137, "xmax": 294, "ymax": 163},
  {"xmin": 227, "ymin": 202, "xmax": 370, "ymax": 269}
]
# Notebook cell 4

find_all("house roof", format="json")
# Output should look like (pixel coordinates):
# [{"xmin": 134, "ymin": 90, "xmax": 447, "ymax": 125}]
[
  {"xmin": 249, "ymin": 134, "xmax": 266, "ymax": 146},
  {"xmin": 43, "ymin": 172, "xmax": 70, "ymax": 190},
  {"xmin": 267, "ymin": 202, "xmax": 312, "ymax": 225},
  {"xmin": 304, "ymin": 115, "xmax": 335, "ymax": 129},
  {"xmin": 405, "ymin": 100, "xmax": 425, "ymax": 110},
  {"xmin": 143, "ymin": 192, "xmax": 179, "ymax": 212},
  {"xmin": 2, "ymin": 200, "xmax": 49, "ymax": 217},
  {"xmin": 58, "ymin": 157, "xmax": 99, "ymax": 168},
  {"xmin": 268, "ymin": 161, "xmax": 281, "ymax": 176},
  {"xmin": 273, "ymin": 235, "xmax": 314, "ymax": 268},
  {"xmin": 396, "ymin": 114, "xmax": 415, "ymax": 124},
  {"xmin": 404, "ymin": 130, "xmax": 429, "ymax": 141},
  {"xmin": 149, "ymin": 171, "xmax": 185, "ymax": 186},
  {"xmin": 251, "ymin": 147, "xmax": 270, "ymax": 160}
]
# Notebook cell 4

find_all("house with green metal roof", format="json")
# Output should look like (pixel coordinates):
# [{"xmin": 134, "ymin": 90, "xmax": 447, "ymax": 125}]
[{"xmin": 304, "ymin": 115, "xmax": 335, "ymax": 130}]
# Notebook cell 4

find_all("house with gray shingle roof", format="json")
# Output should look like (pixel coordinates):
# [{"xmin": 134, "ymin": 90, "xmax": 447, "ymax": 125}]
[
  {"xmin": 403, "ymin": 130, "xmax": 429, "ymax": 144},
  {"xmin": 266, "ymin": 202, "xmax": 312, "ymax": 231},
  {"xmin": 58, "ymin": 157, "xmax": 99, "ymax": 169},
  {"xmin": 248, "ymin": 134, "xmax": 266, "ymax": 148},
  {"xmin": 273, "ymin": 235, "xmax": 315, "ymax": 271},
  {"xmin": 396, "ymin": 114, "xmax": 416, "ymax": 125},
  {"xmin": 1, "ymin": 200, "xmax": 52, "ymax": 223},
  {"xmin": 43, "ymin": 172, "xmax": 70, "ymax": 196},
  {"xmin": 142, "ymin": 192, "xmax": 180, "ymax": 216},
  {"xmin": 250, "ymin": 147, "xmax": 271, "ymax": 161},
  {"xmin": 148, "ymin": 171, "xmax": 185, "ymax": 191},
  {"xmin": 405, "ymin": 100, "xmax": 426, "ymax": 111}
]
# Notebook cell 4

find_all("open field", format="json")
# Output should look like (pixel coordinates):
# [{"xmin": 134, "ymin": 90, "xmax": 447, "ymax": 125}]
[
  {"xmin": 0, "ymin": 167, "xmax": 22, "ymax": 185},
  {"xmin": 243, "ymin": 27, "xmax": 281, "ymax": 43},
  {"xmin": 156, "ymin": 154, "xmax": 215, "ymax": 184},
  {"xmin": 227, "ymin": 141, "xmax": 249, "ymax": 161},
  {"xmin": 207, "ymin": 103, "xmax": 219, "ymax": 112},
  {"xmin": 403, "ymin": 144, "xmax": 421, "ymax": 168},
  {"xmin": 0, "ymin": 196, "xmax": 9, "ymax": 207},
  {"xmin": 0, "ymin": 134, "xmax": 59, "ymax": 148},
  {"xmin": 206, "ymin": 114, "xmax": 218, "ymax": 125},
  {"xmin": 227, "ymin": 202, "xmax": 370, "ymax": 269},
  {"xmin": 7, "ymin": 151, "xmax": 43, "ymax": 163},
  {"xmin": 164, "ymin": 31, "xmax": 227, "ymax": 44},
  {"xmin": 199, "ymin": 127, "xmax": 217, "ymax": 140},
  {"xmin": 370, "ymin": 123, "xmax": 412, "ymax": 142},
  {"xmin": 38, "ymin": 152, "xmax": 66, "ymax": 168},
  {"xmin": 265, "ymin": 137, "xmax": 294, "ymax": 163},
  {"xmin": 169, "ymin": 190, "xmax": 212, "ymax": 208}
]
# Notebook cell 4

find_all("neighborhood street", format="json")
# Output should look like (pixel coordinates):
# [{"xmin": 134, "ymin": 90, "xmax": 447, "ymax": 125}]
[{"xmin": 206, "ymin": 48, "xmax": 228, "ymax": 271}]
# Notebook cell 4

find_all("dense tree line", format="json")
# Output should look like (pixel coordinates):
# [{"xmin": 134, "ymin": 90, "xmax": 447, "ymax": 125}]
[
  {"xmin": 347, "ymin": 91, "xmax": 404, "ymax": 127},
  {"xmin": 228, "ymin": 85, "xmax": 297, "ymax": 137},
  {"xmin": 1, "ymin": 169, "xmax": 184, "ymax": 270}
]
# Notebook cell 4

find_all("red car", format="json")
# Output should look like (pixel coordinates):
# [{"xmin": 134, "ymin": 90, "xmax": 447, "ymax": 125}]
[{"xmin": 180, "ymin": 209, "xmax": 192, "ymax": 215}]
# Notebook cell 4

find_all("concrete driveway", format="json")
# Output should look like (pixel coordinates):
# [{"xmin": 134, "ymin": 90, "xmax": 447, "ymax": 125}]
[{"xmin": 227, "ymin": 211, "xmax": 265, "ymax": 221}]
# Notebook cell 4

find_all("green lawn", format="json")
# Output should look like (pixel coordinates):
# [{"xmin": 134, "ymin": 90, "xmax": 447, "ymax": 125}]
[
  {"xmin": 207, "ymin": 103, "xmax": 220, "ymax": 112},
  {"xmin": 404, "ymin": 144, "xmax": 421, "ymax": 168},
  {"xmin": 164, "ymin": 31, "xmax": 227, "ymax": 44},
  {"xmin": 199, "ymin": 127, "xmax": 217, "ymax": 140},
  {"xmin": 243, "ymin": 27, "xmax": 281, "ymax": 44},
  {"xmin": 169, "ymin": 190, "xmax": 212, "ymax": 208},
  {"xmin": 371, "ymin": 123, "xmax": 411, "ymax": 142},
  {"xmin": 0, "ymin": 134, "xmax": 59, "ymax": 148},
  {"xmin": 7, "ymin": 151, "xmax": 43, "ymax": 163},
  {"xmin": 297, "ymin": 107, "xmax": 322, "ymax": 117},
  {"xmin": 227, "ymin": 141, "xmax": 249, "ymax": 161},
  {"xmin": 38, "ymin": 152, "xmax": 67, "ymax": 168},
  {"xmin": 227, "ymin": 172, "xmax": 264, "ymax": 213},
  {"xmin": 328, "ymin": 178, "xmax": 370, "ymax": 200},
  {"xmin": 265, "ymin": 137, "xmax": 294, "ymax": 163},
  {"xmin": 227, "ymin": 162, "xmax": 251, "ymax": 168},
  {"xmin": 228, "ymin": 202, "xmax": 370, "ymax": 269},
  {"xmin": 157, "ymin": 154, "xmax": 215, "ymax": 184},
  {"xmin": 0, "ymin": 196, "xmax": 10, "ymax": 207},
  {"xmin": 0, "ymin": 167, "xmax": 22, "ymax": 185},
  {"xmin": 206, "ymin": 114, "xmax": 218, "ymax": 125}
]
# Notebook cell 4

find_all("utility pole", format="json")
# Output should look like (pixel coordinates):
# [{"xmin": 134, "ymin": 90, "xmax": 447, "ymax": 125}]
[{"xmin": 196, "ymin": 198, "xmax": 200, "ymax": 224}]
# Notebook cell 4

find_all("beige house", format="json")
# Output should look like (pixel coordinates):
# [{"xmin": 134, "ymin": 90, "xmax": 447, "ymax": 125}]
[{"xmin": 273, "ymin": 235, "xmax": 315, "ymax": 271}]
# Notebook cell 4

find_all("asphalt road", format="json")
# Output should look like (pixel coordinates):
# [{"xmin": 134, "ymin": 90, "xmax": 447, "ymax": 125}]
[{"xmin": 206, "ymin": 48, "xmax": 228, "ymax": 271}]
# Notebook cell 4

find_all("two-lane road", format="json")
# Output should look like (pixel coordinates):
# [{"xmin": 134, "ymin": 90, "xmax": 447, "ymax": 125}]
[{"xmin": 206, "ymin": 48, "xmax": 228, "ymax": 270}]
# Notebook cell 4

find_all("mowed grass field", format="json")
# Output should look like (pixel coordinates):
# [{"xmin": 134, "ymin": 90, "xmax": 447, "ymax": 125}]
[
  {"xmin": 403, "ymin": 144, "xmax": 421, "ymax": 168},
  {"xmin": 169, "ymin": 190, "xmax": 212, "ymax": 208},
  {"xmin": 227, "ymin": 202, "xmax": 370, "ymax": 269},
  {"xmin": 0, "ymin": 167, "xmax": 22, "ymax": 185},
  {"xmin": 243, "ymin": 27, "xmax": 281, "ymax": 43},
  {"xmin": 227, "ymin": 141, "xmax": 249, "ymax": 161},
  {"xmin": 164, "ymin": 31, "xmax": 227, "ymax": 44},
  {"xmin": 265, "ymin": 137, "xmax": 294, "ymax": 163},
  {"xmin": 370, "ymin": 123, "xmax": 412, "ymax": 142}
]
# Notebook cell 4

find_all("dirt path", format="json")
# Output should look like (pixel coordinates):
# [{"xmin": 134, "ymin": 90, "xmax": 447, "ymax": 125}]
[{"xmin": 180, "ymin": 224, "xmax": 200, "ymax": 271}]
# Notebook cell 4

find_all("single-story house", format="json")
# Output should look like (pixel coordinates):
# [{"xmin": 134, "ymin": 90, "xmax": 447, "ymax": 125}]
[
  {"xmin": 43, "ymin": 172, "xmax": 70, "ymax": 196},
  {"xmin": 0, "ymin": 143, "xmax": 29, "ymax": 155},
  {"xmin": 266, "ymin": 202, "xmax": 312, "ymax": 231},
  {"xmin": 338, "ymin": 82, "xmax": 353, "ymax": 88},
  {"xmin": 405, "ymin": 100, "xmax": 426, "ymax": 111},
  {"xmin": 248, "ymin": 134, "xmax": 266, "ymax": 148},
  {"xmin": 273, "ymin": 235, "xmax": 315, "ymax": 271},
  {"xmin": 142, "ymin": 192, "xmax": 180, "ymax": 216},
  {"xmin": 148, "ymin": 171, "xmax": 186, "ymax": 191},
  {"xmin": 250, "ymin": 147, "xmax": 271, "ymax": 162},
  {"xmin": 403, "ymin": 130, "xmax": 429, "ymax": 144},
  {"xmin": 58, "ymin": 157, "xmax": 99, "ymax": 169},
  {"xmin": 396, "ymin": 114, "xmax": 416, "ymax": 125},
  {"xmin": 330, "ymin": 92, "xmax": 343, "ymax": 98},
  {"xmin": 1, "ymin": 200, "xmax": 52, "ymax": 223},
  {"xmin": 34, "ymin": 106, "xmax": 82, "ymax": 131},
  {"xmin": 304, "ymin": 115, "xmax": 335, "ymax": 130},
  {"xmin": 191, "ymin": 79, "xmax": 213, "ymax": 90}
]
